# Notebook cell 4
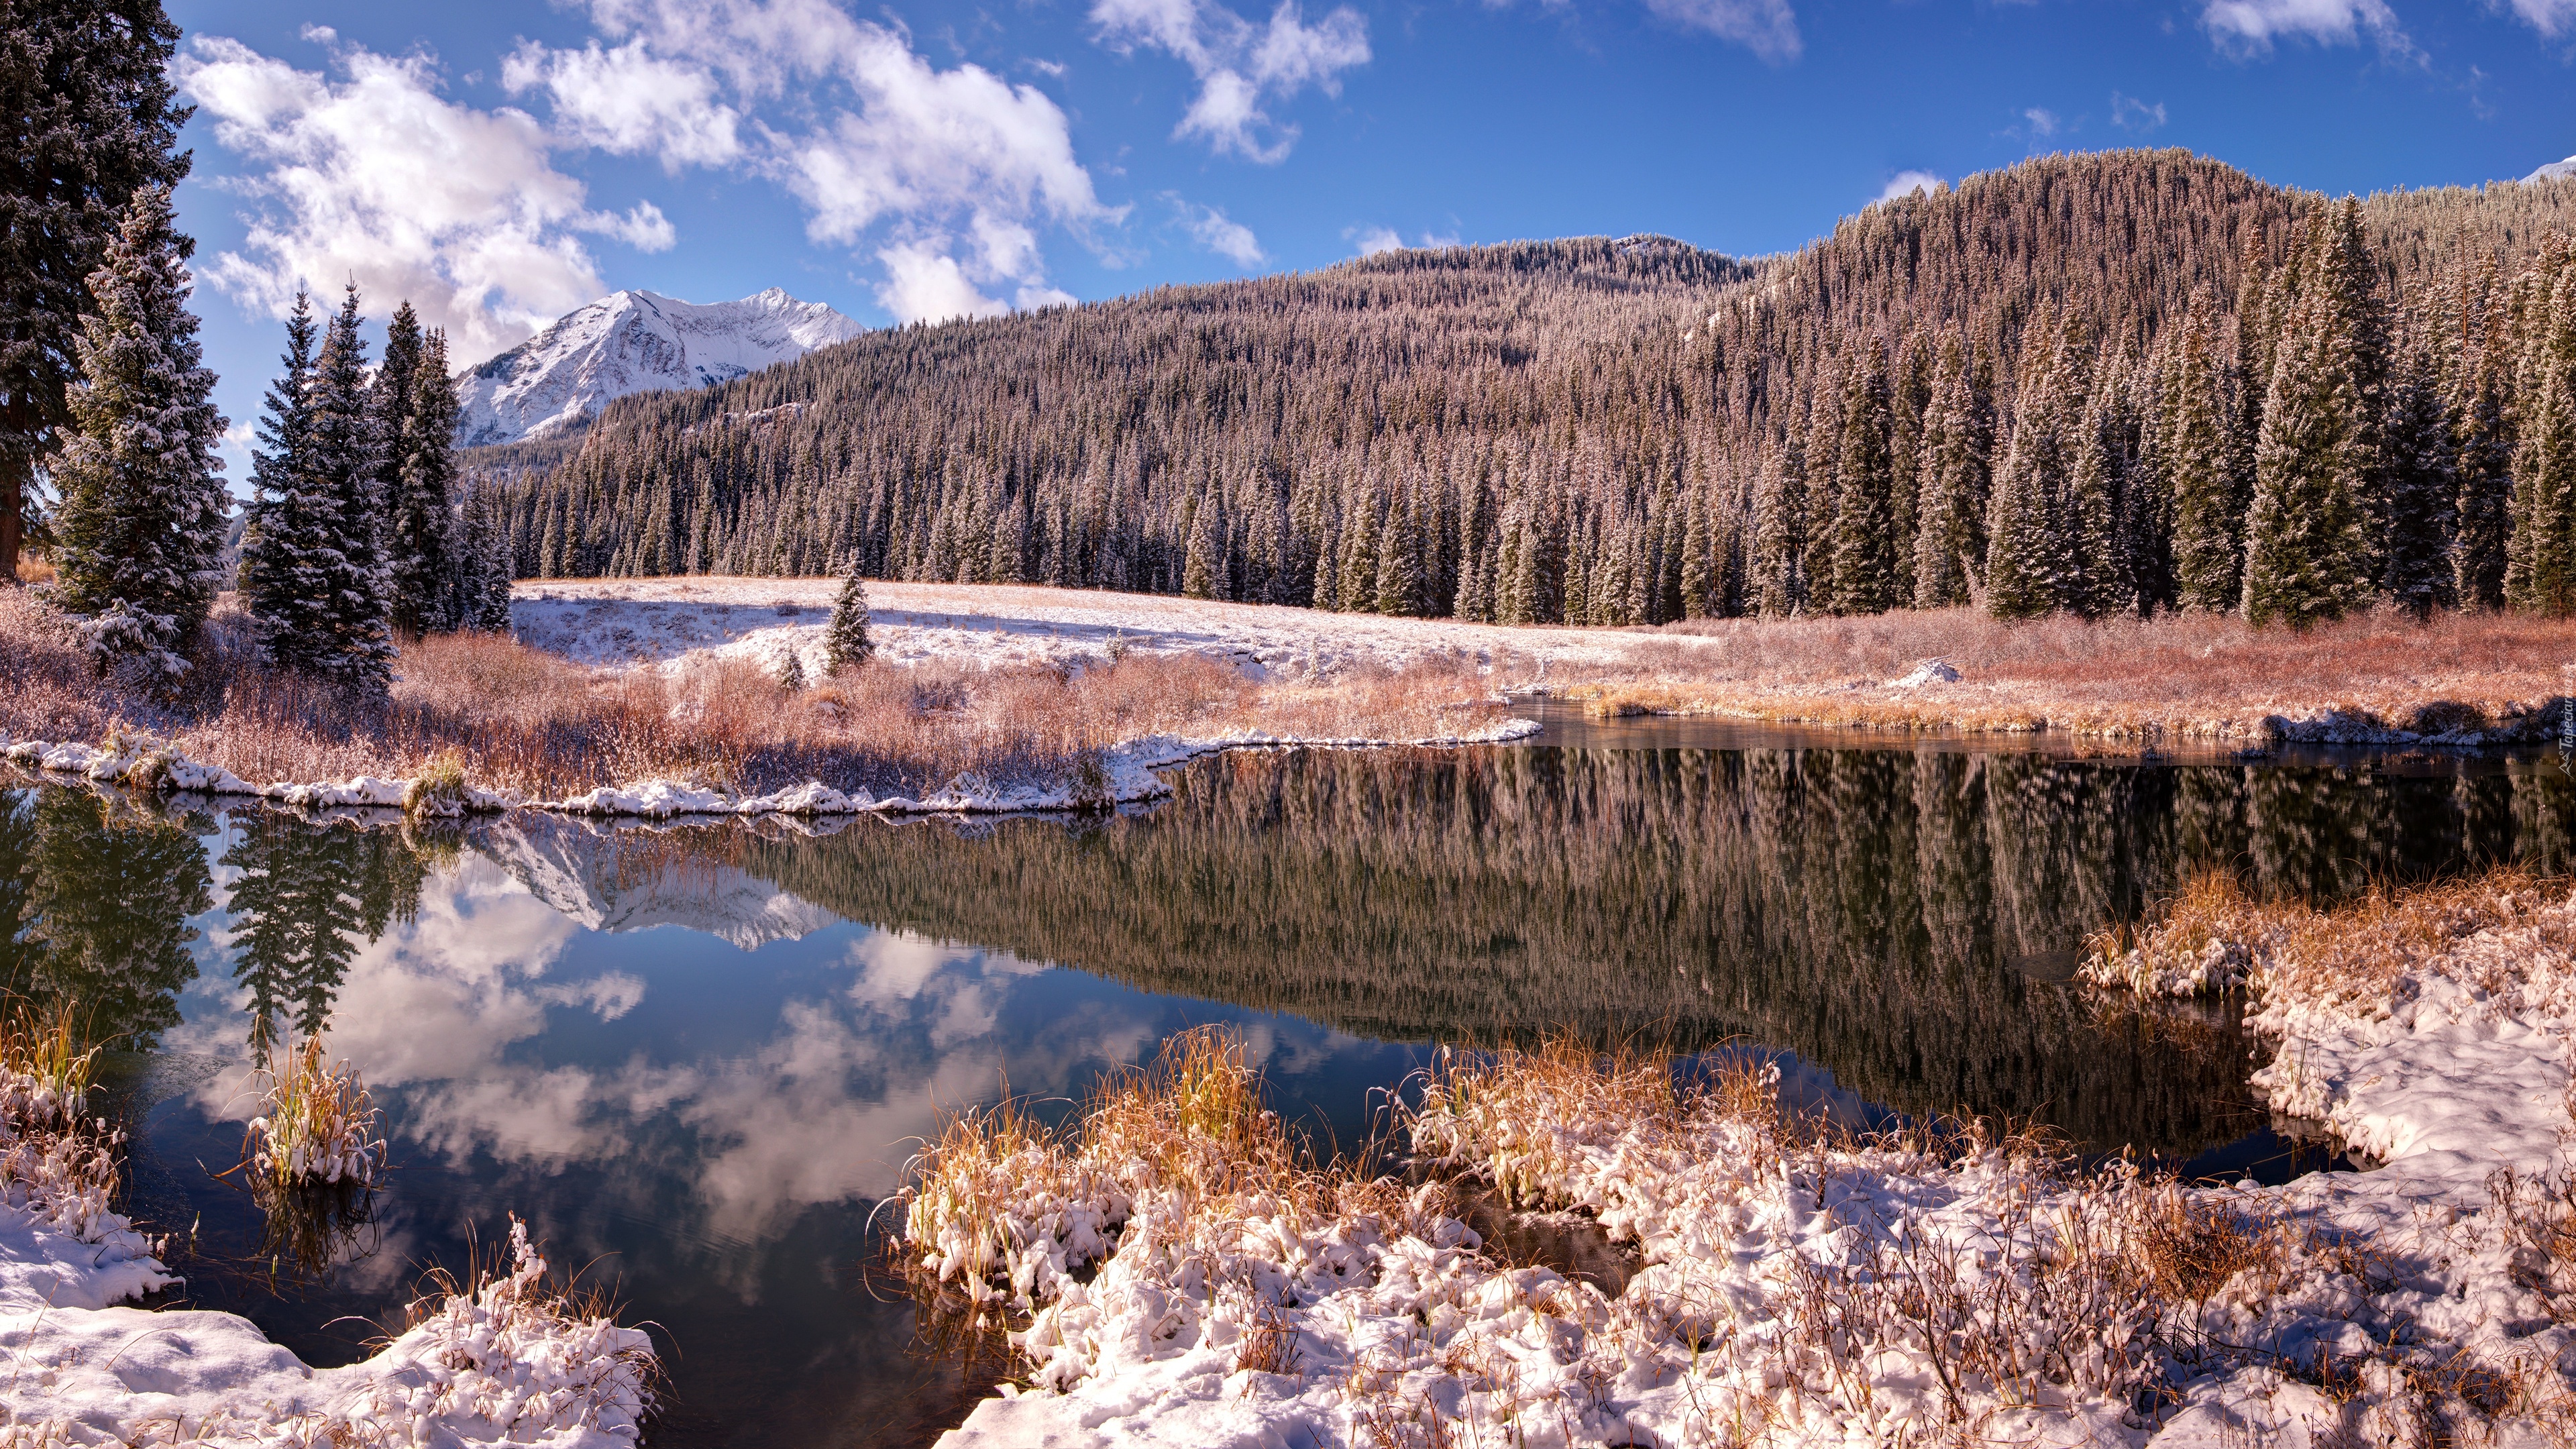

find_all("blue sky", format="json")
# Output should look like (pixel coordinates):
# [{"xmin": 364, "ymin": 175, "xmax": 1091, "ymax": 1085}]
[{"xmin": 164, "ymin": 0, "xmax": 2575, "ymax": 474}]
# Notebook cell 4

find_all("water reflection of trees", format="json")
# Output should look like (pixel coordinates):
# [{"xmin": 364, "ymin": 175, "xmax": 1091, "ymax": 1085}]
[
  {"xmin": 222, "ymin": 810, "xmax": 431, "ymax": 1061},
  {"xmin": 740, "ymin": 748, "xmax": 2571, "ymax": 1159},
  {"xmin": 0, "ymin": 788, "xmax": 212, "ymax": 1050}
]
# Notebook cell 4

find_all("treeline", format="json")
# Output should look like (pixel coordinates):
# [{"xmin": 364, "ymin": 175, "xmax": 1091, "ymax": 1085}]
[{"xmin": 481, "ymin": 150, "xmax": 2576, "ymax": 627}]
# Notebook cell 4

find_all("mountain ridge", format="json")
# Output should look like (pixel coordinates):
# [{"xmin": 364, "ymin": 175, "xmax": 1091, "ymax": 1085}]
[{"xmin": 453, "ymin": 286, "xmax": 865, "ymax": 448}]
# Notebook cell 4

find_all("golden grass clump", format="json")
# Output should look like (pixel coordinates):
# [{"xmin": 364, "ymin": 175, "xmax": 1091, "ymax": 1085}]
[
  {"xmin": 241, "ymin": 1038, "xmax": 384, "ymax": 1190},
  {"xmin": 0, "ymin": 1000, "xmax": 125, "ymax": 1240},
  {"xmin": 2086, "ymin": 863, "xmax": 2568, "ymax": 1008},
  {"xmin": 900, "ymin": 1091, "xmax": 1124, "ymax": 1310}
]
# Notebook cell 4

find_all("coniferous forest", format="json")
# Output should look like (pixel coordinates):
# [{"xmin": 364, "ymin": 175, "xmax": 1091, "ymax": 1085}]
[{"xmin": 477, "ymin": 150, "xmax": 2576, "ymax": 627}]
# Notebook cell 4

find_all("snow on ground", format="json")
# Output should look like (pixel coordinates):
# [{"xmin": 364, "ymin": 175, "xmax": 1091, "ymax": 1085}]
[
  {"xmin": 509, "ymin": 577, "xmax": 1707, "ymax": 681},
  {"xmin": 928, "ymin": 883, "xmax": 2576, "ymax": 1448}
]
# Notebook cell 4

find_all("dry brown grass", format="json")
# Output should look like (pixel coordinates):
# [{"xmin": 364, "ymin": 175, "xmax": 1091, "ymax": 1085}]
[
  {"xmin": 1574, "ymin": 604, "xmax": 2576, "ymax": 742},
  {"xmin": 11, "ymin": 557, "xmax": 54, "ymax": 586},
  {"xmin": 0, "ymin": 591, "xmax": 1509, "ymax": 801},
  {"xmin": 2089, "ymin": 863, "xmax": 2565, "ymax": 1004}
]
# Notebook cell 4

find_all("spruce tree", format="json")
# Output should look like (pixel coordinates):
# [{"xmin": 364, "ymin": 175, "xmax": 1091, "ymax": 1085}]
[
  {"xmin": 48, "ymin": 182, "xmax": 227, "ymax": 679},
  {"xmin": 2507, "ymin": 272, "xmax": 2576, "ymax": 616},
  {"xmin": 2243, "ymin": 289, "xmax": 2373, "ymax": 627},
  {"xmin": 1679, "ymin": 484, "xmax": 1714, "ymax": 617},
  {"xmin": 1752, "ymin": 436, "xmax": 1806, "ymax": 616},
  {"xmin": 2453, "ymin": 338, "xmax": 2515, "ymax": 609},
  {"xmin": 1830, "ymin": 354, "xmax": 1900, "ymax": 614},
  {"xmin": 1375, "ymin": 482, "xmax": 1426, "ymax": 616},
  {"xmin": 376, "ymin": 304, "xmax": 460, "ymax": 635},
  {"xmin": 0, "ymin": 0, "xmax": 193, "ymax": 583},
  {"xmin": 243, "ymin": 285, "xmax": 394, "ymax": 687},
  {"xmin": 825, "ymin": 560, "xmax": 874, "ymax": 673},
  {"xmin": 1911, "ymin": 339, "xmax": 1987, "ymax": 609},
  {"xmin": 2163, "ymin": 315, "xmax": 2245, "ymax": 611},
  {"xmin": 2379, "ymin": 334, "xmax": 2456, "ymax": 616},
  {"xmin": 2065, "ymin": 354, "xmax": 2133, "ymax": 618},
  {"xmin": 1985, "ymin": 321, "xmax": 2083, "ymax": 620}
]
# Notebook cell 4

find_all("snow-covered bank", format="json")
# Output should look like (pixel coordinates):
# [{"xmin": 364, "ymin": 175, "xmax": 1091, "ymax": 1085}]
[
  {"xmin": 0, "ymin": 716, "xmax": 1540, "ymax": 822},
  {"xmin": 920, "ymin": 880, "xmax": 2576, "ymax": 1448},
  {"xmin": 0, "ymin": 1041, "xmax": 653, "ymax": 1445}
]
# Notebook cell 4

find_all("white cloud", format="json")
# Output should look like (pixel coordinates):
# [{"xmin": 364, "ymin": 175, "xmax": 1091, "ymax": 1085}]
[
  {"xmin": 1091, "ymin": 0, "xmax": 1371, "ymax": 162},
  {"xmin": 1636, "ymin": 0, "xmax": 1801, "ymax": 61},
  {"xmin": 2023, "ymin": 107, "xmax": 2060, "ymax": 138},
  {"xmin": 528, "ymin": 1, "xmax": 1118, "ymax": 323},
  {"xmin": 1873, "ymin": 170, "xmax": 1945, "ymax": 204},
  {"xmin": 502, "ymin": 39, "xmax": 744, "ymax": 170},
  {"xmin": 2200, "ymin": 0, "xmax": 2408, "ymax": 54},
  {"xmin": 1171, "ymin": 195, "xmax": 1266, "ymax": 266},
  {"xmin": 2500, "ymin": 0, "xmax": 2576, "ymax": 33},
  {"xmin": 174, "ymin": 36, "xmax": 665, "ymax": 362},
  {"xmin": 1350, "ymin": 224, "xmax": 1405, "ymax": 256},
  {"xmin": 876, "ymin": 240, "xmax": 1010, "ymax": 321},
  {"xmin": 2110, "ymin": 92, "xmax": 2167, "ymax": 132}
]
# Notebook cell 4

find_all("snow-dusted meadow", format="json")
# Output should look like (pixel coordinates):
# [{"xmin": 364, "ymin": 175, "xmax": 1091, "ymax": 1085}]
[{"xmin": 510, "ymin": 576, "xmax": 1708, "ymax": 683}]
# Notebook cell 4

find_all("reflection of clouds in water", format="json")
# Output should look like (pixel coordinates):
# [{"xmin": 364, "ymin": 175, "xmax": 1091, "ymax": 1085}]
[{"xmin": 174, "ymin": 855, "xmax": 1195, "ymax": 1250}]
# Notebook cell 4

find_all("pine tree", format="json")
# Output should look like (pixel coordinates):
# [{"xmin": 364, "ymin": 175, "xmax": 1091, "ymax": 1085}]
[
  {"xmin": 2507, "ymin": 272, "xmax": 2576, "ymax": 616},
  {"xmin": 1375, "ymin": 480, "xmax": 1426, "ymax": 616},
  {"xmin": 2379, "ymin": 334, "xmax": 2456, "ymax": 616},
  {"xmin": 1911, "ymin": 339, "xmax": 1987, "ymax": 609},
  {"xmin": 48, "ymin": 183, "xmax": 227, "ymax": 680},
  {"xmin": 1985, "ymin": 321, "xmax": 2084, "ymax": 620},
  {"xmin": 2162, "ymin": 315, "xmax": 2245, "ymax": 611},
  {"xmin": 1679, "ymin": 482, "xmax": 1715, "ymax": 617},
  {"xmin": 2065, "ymin": 354, "xmax": 2133, "ymax": 618},
  {"xmin": 2242, "ymin": 288, "xmax": 2373, "ymax": 627},
  {"xmin": 2453, "ymin": 336, "xmax": 2515, "ymax": 609},
  {"xmin": 1752, "ymin": 436, "xmax": 1806, "ymax": 616},
  {"xmin": 825, "ymin": 560, "xmax": 874, "ymax": 673},
  {"xmin": 0, "ymin": 0, "xmax": 193, "ymax": 582},
  {"xmin": 1181, "ymin": 495, "xmax": 1220, "ymax": 599},
  {"xmin": 381, "ymin": 307, "xmax": 462, "ymax": 635},
  {"xmin": 1337, "ymin": 478, "xmax": 1382, "ymax": 612},
  {"xmin": 242, "ymin": 284, "xmax": 394, "ymax": 687},
  {"xmin": 1830, "ymin": 353, "xmax": 1900, "ymax": 614}
]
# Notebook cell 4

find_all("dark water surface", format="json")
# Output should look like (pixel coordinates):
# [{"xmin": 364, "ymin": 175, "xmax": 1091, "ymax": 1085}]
[{"xmin": 6, "ymin": 708, "xmax": 2575, "ymax": 1446}]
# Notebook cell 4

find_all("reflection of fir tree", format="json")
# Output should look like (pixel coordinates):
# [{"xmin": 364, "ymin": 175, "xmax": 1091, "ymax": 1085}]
[
  {"xmin": 16, "ymin": 791, "xmax": 211, "ymax": 1050},
  {"xmin": 0, "ymin": 791, "xmax": 43, "ymax": 991},
  {"xmin": 221, "ymin": 810, "xmax": 427, "ymax": 1059}
]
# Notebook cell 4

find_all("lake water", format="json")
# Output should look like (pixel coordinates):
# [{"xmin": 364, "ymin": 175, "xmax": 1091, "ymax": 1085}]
[{"xmin": 6, "ymin": 708, "xmax": 2574, "ymax": 1446}]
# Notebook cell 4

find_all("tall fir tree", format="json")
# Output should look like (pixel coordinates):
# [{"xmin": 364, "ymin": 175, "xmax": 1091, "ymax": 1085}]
[
  {"xmin": 242, "ymin": 285, "xmax": 394, "ymax": 686},
  {"xmin": 1911, "ymin": 338, "xmax": 1989, "ymax": 608},
  {"xmin": 2506, "ymin": 269, "xmax": 2576, "ymax": 616},
  {"xmin": 2065, "ymin": 351, "xmax": 2134, "ymax": 618},
  {"xmin": 2162, "ymin": 313, "xmax": 2246, "ymax": 611},
  {"xmin": 1830, "ymin": 351, "xmax": 1901, "ymax": 614},
  {"xmin": 2379, "ymin": 333, "xmax": 2457, "ymax": 616},
  {"xmin": 0, "ymin": 0, "xmax": 193, "ymax": 583},
  {"xmin": 2243, "ymin": 286, "xmax": 2374, "ymax": 627},
  {"xmin": 401, "ymin": 328, "xmax": 465, "ymax": 629},
  {"xmin": 2453, "ymin": 330, "xmax": 2516, "ymax": 610},
  {"xmin": 1984, "ymin": 318, "xmax": 2086, "ymax": 620},
  {"xmin": 48, "ymin": 182, "xmax": 227, "ymax": 678},
  {"xmin": 1752, "ymin": 435, "xmax": 1806, "ymax": 616}
]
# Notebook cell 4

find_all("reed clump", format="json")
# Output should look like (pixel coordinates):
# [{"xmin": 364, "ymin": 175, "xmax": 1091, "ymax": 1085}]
[
  {"xmin": 241, "ymin": 1038, "xmax": 385, "ymax": 1191},
  {"xmin": 0, "ymin": 1000, "xmax": 123, "ymax": 1240}
]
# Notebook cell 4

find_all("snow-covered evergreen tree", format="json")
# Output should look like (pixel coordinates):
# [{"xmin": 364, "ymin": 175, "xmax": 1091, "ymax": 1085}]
[
  {"xmin": 2506, "ymin": 270, "xmax": 2576, "ymax": 616},
  {"xmin": 1985, "ymin": 319, "xmax": 2085, "ymax": 620},
  {"xmin": 1911, "ymin": 339, "xmax": 1988, "ymax": 609},
  {"xmin": 1830, "ymin": 353, "xmax": 1900, "ymax": 614},
  {"xmin": 381, "ymin": 308, "xmax": 462, "ymax": 635},
  {"xmin": 2161, "ymin": 315, "xmax": 2245, "ymax": 611},
  {"xmin": 2065, "ymin": 352, "xmax": 2134, "ymax": 618},
  {"xmin": 2243, "ymin": 287, "xmax": 2373, "ymax": 627},
  {"xmin": 48, "ymin": 182, "xmax": 227, "ymax": 680},
  {"xmin": 1375, "ymin": 480, "xmax": 1426, "ymax": 616},
  {"xmin": 1752, "ymin": 436, "xmax": 1806, "ymax": 616},
  {"xmin": 825, "ymin": 561, "xmax": 873, "ymax": 673},
  {"xmin": 2379, "ymin": 334, "xmax": 2457, "ymax": 616},
  {"xmin": 2453, "ymin": 337, "xmax": 2516, "ymax": 610},
  {"xmin": 244, "ymin": 284, "xmax": 394, "ymax": 686}
]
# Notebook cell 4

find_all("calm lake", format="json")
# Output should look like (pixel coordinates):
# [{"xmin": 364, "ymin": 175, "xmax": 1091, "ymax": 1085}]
[{"xmin": 6, "ymin": 706, "xmax": 2573, "ymax": 1446}]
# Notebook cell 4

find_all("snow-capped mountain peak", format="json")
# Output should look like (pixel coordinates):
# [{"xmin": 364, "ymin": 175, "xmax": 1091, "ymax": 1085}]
[
  {"xmin": 453, "ymin": 288, "xmax": 865, "ymax": 448},
  {"xmin": 2526, "ymin": 155, "xmax": 2576, "ymax": 185}
]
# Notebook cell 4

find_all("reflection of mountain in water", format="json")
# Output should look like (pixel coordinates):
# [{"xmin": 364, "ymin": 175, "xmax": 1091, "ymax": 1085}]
[
  {"xmin": 735, "ymin": 747, "xmax": 2576, "ymax": 1159},
  {"xmin": 474, "ymin": 815, "xmax": 841, "ymax": 949}
]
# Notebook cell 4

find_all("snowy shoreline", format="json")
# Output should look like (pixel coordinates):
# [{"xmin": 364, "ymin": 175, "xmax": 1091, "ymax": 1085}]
[
  {"xmin": 920, "ymin": 878, "xmax": 2576, "ymax": 1448},
  {"xmin": 0, "ymin": 716, "xmax": 1543, "ymax": 822}
]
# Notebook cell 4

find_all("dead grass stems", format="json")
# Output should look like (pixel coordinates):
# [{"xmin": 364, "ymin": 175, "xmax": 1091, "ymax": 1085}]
[
  {"xmin": 1565, "ymin": 604, "xmax": 2576, "ymax": 743},
  {"xmin": 0, "ymin": 589, "xmax": 1511, "ymax": 804}
]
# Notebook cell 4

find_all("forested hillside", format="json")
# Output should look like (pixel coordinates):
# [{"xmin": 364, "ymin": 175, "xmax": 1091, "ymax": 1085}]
[{"xmin": 473, "ymin": 150, "xmax": 2576, "ymax": 626}]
